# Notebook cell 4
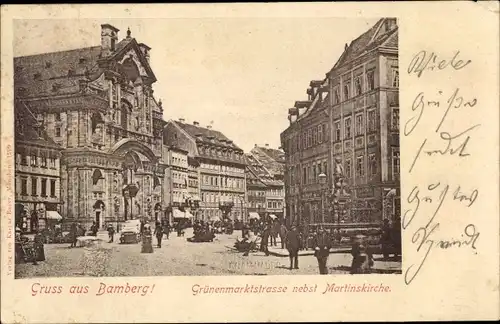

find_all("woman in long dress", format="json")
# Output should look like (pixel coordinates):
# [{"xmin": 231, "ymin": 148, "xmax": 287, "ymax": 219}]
[{"xmin": 141, "ymin": 224, "xmax": 154, "ymax": 253}]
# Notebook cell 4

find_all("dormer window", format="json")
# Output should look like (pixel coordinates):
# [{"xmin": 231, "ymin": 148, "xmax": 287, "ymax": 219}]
[
  {"xmin": 33, "ymin": 73, "xmax": 41, "ymax": 81},
  {"xmin": 45, "ymin": 61, "xmax": 52, "ymax": 68},
  {"xmin": 79, "ymin": 58, "xmax": 86, "ymax": 64}
]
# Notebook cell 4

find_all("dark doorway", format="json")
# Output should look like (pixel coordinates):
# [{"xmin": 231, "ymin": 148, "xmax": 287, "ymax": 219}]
[{"xmin": 95, "ymin": 211, "xmax": 101, "ymax": 228}]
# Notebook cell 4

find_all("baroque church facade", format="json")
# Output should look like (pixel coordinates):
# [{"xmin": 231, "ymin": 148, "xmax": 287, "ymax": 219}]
[{"xmin": 14, "ymin": 24, "xmax": 167, "ymax": 229}]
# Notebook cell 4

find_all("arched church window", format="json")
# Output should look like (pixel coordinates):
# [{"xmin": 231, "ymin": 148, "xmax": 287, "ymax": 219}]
[
  {"xmin": 153, "ymin": 176, "xmax": 160, "ymax": 188},
  {"xmin": 91, "ymin": 112, "xmax": 104, "ymax": 134},
  {"xmin": 121, "ymin": 101, "xmax": 132, "ymax": 129},
  {"xmin": 92, "ymin": 169, "xmax": 104, "ymax": 185}
]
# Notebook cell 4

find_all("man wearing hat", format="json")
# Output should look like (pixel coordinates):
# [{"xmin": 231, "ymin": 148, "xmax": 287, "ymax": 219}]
[
  {"xmin": 285, "ymin": 225, "xmax": 301, "ymax": 270},
  {"xmin": 312, "ymin": 226, "xmax": 332, "ymax": 275}
]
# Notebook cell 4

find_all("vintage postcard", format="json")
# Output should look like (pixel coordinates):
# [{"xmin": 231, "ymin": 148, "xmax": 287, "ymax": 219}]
[{"xmin": 1, "ymin": 2, "xmax": 499, "ymax": 323}]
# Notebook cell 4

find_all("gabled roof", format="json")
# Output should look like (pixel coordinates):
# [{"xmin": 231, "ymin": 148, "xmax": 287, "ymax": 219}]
[
  {"xmin": 245, "ymin": 153, "xmax": 272, "ymax": 178},
  {"xmin": 175, "ymin": 121, "xmax": 242, "ymax": 151},
  {"xmin": 14, "ymin": 32, "xmax": 157, "ymax": 98},
  {"xmin": 250, "ymin": 146, "xmax": 285, "ymax": 178},
  {"xmin": 14, "ymin": 46, "xmax": 102, "ymax": 97},
  {"xmin": 330, "ymin": 18, "xmax": 398, "ymax": 72},
  {"xmin": 109, "ymin": 37, "xmax": 157, "ymax": 83}
]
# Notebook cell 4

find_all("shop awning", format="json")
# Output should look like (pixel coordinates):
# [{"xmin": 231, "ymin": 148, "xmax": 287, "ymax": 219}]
[
  {"xmin": 249, "ymin": 212, "xmax": 260, "ymax": 220},
  {"xmin": 46, "ymin": 211, "xmax": 62, "ymax": 220},
  {"xmin": 173, "ymin": 209, "xmax": 194, "ymax": 219}
]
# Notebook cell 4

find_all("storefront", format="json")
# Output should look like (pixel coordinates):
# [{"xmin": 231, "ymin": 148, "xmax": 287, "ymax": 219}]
[{"xmin": 15, "ymin": 202, "xmax": 62, "ymax": 233}]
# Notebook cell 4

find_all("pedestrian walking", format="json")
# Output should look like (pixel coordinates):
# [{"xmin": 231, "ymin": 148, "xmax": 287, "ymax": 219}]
[
  {"xmin": 69, "ymin": 222, "xmax": 78, "ymax": 248},
  {"xmin": 286, "ymin": 225, "xmax": 300, "ymax": 270},
  {"xmin": 90, "ymin": 221, "xmax": 98, "ymax": 236},
  {"xmin": 260, "ymin": 224, "xmax": 271, "ymax": 256},
  {"xmin": 270, "ymin": 221, "xmax": 278, "ymax": 246},
  {"xmin": 380, "ymin": 219, "xmax": 392, "ymax": 260},
  {"xmin": 313, "ymin": 226, "xmax": 332, "ymax": 275},
  {"xmin": 107, "ymin": 223, "xmax": 115, "ymax": 243},
  {"xmin": 154, "ymin": 221, "xmax": 164, "ymax": 248},
  {"xmin": 279, "ymin": 223, "xmax": 288, "ymax": 249},
  {"xmin": 141, "ymin": 224, "xmax": 154, "ymax": 253},
  {"xmin": 33, "ymin": 230, "xmax": 46, "ymax": 265}
]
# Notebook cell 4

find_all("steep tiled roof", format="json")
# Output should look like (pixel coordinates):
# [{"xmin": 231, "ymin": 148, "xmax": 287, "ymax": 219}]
[
  {"xmin": 245, "ymin": 154, "xmax": 271, "ymax": 178},
  {"xmin": 257, "ymin": 146, "xmax": 286, "ymax": 163},
  {"xmin": 331, "ymin": 18, "xmax": 398, "ymax": 71},
  {"xmin": 176, "ymin": 121, "xmax": 242, "ymax": 151},
  {"xmin": 15, "ymin": 101, "xmax": 59, "ymax": 148},
  {"xmin": 14, "ymin": 46, "xmax": 102, "ymax": 97},
  {"xmin": 251, "ymin": 146, "xmax": 285, "ymax": 177}
]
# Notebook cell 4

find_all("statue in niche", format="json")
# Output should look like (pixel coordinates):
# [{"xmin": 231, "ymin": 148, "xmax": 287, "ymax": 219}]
[{"xmin": 122, "ymin": 168, "xmax": 128, "ymax": 184}]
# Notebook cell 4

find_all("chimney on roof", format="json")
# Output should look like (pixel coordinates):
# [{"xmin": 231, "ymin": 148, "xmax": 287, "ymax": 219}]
[
  {"xmin": 265, "ymin": 144, "xmax": 269, "ymax": 147},
  {"xmin": 100, "ymin": 24, "xmax": 119, "ymax": 58},
  {"xmin": 179, "ymin": 118, "xmax": 185, "ymax": 123},
  {"xmin": 207, "ymin": 125, "xmax": 212, "ymax": 129},
  {"xmin": 344, "ymin": 43, "xmax": 349, "ymax": 51},
  {"xmin": 254, "ymin": 144, "xmax": 257, "ymax": 147},
  {"xmin": 193, "ymin": 121, "xmax": 200, "ymax": 126}
]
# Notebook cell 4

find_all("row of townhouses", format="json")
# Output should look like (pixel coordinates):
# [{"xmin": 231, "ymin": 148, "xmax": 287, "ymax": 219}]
[
  {"xmin": 13, "ymin": 23, "xmax": 285, "ymax": 232},
  {"xmin": 280, "ymin": 18, "xmax": 400, "ymax": 227}
]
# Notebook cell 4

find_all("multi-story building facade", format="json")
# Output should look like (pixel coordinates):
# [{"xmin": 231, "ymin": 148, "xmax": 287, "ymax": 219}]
[
  {"xmin": 281, "ymin": 18, "xmax": 399, "ymax": 227},
  {"xmin": 163, "ymin": 119, "xmax": 246, "ymax": 222},
  {"xmin": 163, "ymin": 145, "xmax": 191, "ymax": 221},
  {"xmin": 14, "ymin": 24, "xmax": 167, "ymax": 229},
  {"xmin": 245, "ymin": 154, "xmax": 268, "ymax": 220},
  {"xmin": 187, "ymin": 156, "xmax": 201, "ymax": 219},
  {"xmin": 15, "ymin": 101, "xmax": 63, "ymax": 233},
  {"xmin": 249, "ymin": 145, "xmax": 286, "ymax": 221}
]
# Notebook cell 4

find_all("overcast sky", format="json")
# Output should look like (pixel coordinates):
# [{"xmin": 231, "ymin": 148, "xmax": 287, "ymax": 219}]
[{"xmin": 13, "ymin": 18, "xmax": 379, "ymax": 152}]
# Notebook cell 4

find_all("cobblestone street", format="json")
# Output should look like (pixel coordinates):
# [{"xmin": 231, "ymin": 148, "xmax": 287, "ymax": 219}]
[{"xmin": 15, "ymin": 228, "xmax": 401, "ymax": 278}]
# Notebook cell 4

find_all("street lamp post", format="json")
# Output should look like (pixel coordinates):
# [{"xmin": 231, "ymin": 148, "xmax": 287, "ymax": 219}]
[{"xmin": 318, "ymin": 173, "xmax": 327, "ymax": 224}]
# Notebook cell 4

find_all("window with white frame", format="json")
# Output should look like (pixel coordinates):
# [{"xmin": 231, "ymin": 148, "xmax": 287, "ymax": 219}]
[
  {"xmin": 367, "ymin": 109, "xmax": 376, "ymax": 132},
  {"xmin": 355, "ymin": 114, "xmax": 364, "ymax": 136},
  {"xmin": 392, "ymin": 67, "xmax": 399, "ymax": 87},
  {"xmin": 318, "ymin": 124, "xmax": 323, "ymax": 143},
  {"xmin": 355, "ymin": 75, "xmax": 363, "ymax": 96},
  {"xmin": 343, "ymin": 82, "xmax": 350, "ymax": 100},
  {"xmin": 392, "ymin": 150, "xmax": 400, "ymax": 179},
  {"xmin": 356, "ymin": 156, "xmax": 365, "ymax": 177},
  {"xmin": 334, "ymin": 121, "xmax": 341, "ymax": 141},
  {"xmin": 392, "ymin": 108, "xmax": 400, "ymax": 131},
  {"xmin": 345, "ymin": 159, "xmax": 352, "ymax": 178},
  {"xmin": 344, "ymin": 117, "xmax": 352, "ymax": 139},
  {"xmin": 366, "ymin": 70, "xmax": 375, "ymax": 91}
]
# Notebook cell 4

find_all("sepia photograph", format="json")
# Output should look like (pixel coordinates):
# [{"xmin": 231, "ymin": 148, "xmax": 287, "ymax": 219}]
[{"xmin": 12, "ymin": 17, "xmax": 401, "ymax": 279}]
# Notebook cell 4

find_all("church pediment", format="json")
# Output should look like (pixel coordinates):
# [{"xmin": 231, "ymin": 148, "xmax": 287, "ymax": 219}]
[{"xmin": 107, "ymin": 39, "xmax": 157, "ymax": 84}]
